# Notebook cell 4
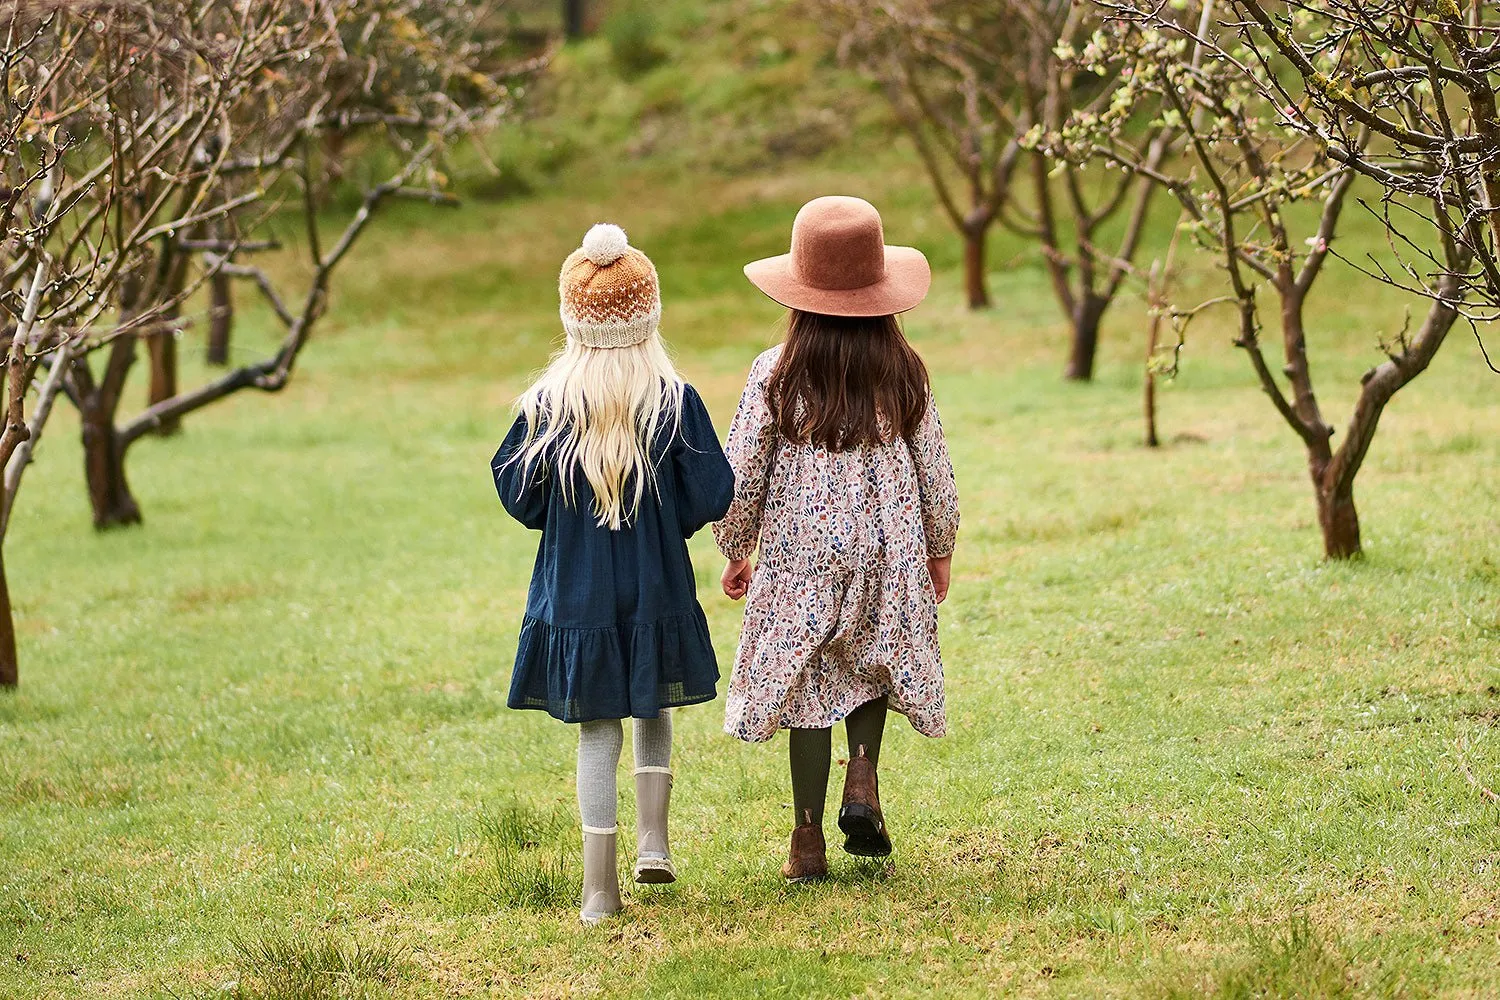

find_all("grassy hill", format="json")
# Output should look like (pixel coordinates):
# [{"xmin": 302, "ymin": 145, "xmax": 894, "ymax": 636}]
[{"xmin": 3, "ymin": 2, "xmax": 1499, "ymax": 997}]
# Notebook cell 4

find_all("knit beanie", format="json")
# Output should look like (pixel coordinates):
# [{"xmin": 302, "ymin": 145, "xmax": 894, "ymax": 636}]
[{"xmin": 559, "ymin": 223, "xmax": 661, "ymax": 349}]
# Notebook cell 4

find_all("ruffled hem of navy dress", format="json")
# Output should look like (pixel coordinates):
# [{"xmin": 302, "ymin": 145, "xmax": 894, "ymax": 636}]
[{"xmin": 506, "ymin": 606, "xmax": 721, "ymax": 723}]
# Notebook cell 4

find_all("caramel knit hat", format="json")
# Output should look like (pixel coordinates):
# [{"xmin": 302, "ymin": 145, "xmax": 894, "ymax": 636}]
[{"xmin": 559, "ymin": 223, "xmax": 661, "ymax": 348}]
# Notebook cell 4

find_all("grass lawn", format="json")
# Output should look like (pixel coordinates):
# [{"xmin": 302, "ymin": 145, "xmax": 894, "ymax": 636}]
[{"xmin": 5, "ymin": 20, "xmax": 1500, "ymax": 998}]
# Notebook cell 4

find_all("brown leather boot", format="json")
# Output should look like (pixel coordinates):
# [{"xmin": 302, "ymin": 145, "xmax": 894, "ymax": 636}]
[
  {"xmin": 782, "ymin": 809, "xmax": 828, "ymax": 882},
  {"xmin": 838, "ymin": 744, "xmax": 892, "ymax": 857}
]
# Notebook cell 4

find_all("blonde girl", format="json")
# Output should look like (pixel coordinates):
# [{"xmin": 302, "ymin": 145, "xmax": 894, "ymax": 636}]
[{"xmin": 492, "ymin": 224, "xmax": 733, "ymax": 923}]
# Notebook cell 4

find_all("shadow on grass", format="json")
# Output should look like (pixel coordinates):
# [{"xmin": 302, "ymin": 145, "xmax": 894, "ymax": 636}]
[
  {"xmin": 766, "ymin": 856, "xmax": 895, "ymax": 901},
  {"xmin": 829, "ymin": 857, "xmax": 896, "ymax": 885}
]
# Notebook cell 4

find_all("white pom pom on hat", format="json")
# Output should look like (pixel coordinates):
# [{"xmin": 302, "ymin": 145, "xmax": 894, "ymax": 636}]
[{"xmin": 581, "ymin": 222, "xmax": 630, "ymax": 266}]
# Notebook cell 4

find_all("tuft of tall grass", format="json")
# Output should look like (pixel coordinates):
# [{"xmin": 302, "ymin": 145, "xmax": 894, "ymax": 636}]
[
  {"xmin": 1155, "ymin": 915, "xmax": 1358, "ymax": 999},
  {"xmin": 491, "ymin": 844, "xmax": 576, "ymax": 910},
  {"xmin": 475, "ymin": 799, "xmax": 578, "ymax": 909},
  {"xmin": 209, "ymin": 931, "xmax": 410, "ymax": 1000},
  {"xmin": 474, "ymin": 798, "xmax": 570, "ymax": 853}
]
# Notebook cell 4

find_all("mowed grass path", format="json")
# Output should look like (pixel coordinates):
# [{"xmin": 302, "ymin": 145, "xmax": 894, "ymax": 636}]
[{"xmin": 3, "ymin": 152, "xmax": 1500, "ymax": 998}]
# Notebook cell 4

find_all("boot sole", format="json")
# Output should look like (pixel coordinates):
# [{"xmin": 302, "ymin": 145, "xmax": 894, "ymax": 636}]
[
  {"xmin": 633, "ymin": 858, "xmax": 677, "ymax": 884},
  {"xmin": 838, "ymin": 804, "xmax": 892, "ymax": 857}
]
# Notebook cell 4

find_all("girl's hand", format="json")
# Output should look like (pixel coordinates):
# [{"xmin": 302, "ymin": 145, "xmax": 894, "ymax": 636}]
[
  {"xmin": 928, "ymin": 555, "xmax": 952, "ymax": 604},
  {"xmin": 722, "ymin": 558, "xmax": 754, "ymax": 600}
]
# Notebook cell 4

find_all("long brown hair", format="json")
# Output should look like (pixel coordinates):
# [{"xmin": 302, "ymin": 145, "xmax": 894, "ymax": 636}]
[{"xmin": 767, "ymin": 310, "xmax": 929, "ymax": 451}]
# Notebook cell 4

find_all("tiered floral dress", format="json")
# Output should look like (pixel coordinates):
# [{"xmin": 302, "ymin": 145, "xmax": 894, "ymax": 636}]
[{"xmin": 713, "ymin": 347, "xmax": 960, "ymax": 743}]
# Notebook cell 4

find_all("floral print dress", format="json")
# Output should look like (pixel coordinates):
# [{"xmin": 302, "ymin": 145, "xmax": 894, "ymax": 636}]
[{"xmin": 713, "ymin": 346, "xmax": 960, "ymax": 742}]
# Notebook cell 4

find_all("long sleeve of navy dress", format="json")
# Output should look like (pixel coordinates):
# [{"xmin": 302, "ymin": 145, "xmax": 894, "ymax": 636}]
[{"xmin": 491, "ymin": 384, "xmax": 735, "ymax": 722}]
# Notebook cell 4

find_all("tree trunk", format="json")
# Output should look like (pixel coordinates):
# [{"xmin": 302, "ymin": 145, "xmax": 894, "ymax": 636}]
[
  {"xmin": 146, "ymin": 330, "xmax": 181, "ymax": 436},
  {"xmin": 0, "ymin": 548, "xmax": 16, "ymax": 688},
  {"xmin": 207, "ymin": 270, "xmax": 233, "ymax": 365},
  {"xmin": 1143, "ymin": 310, "xmax": 1161, "ymax": 448},
  {"xmin": 563, "ymin": 0, "xmax": 586, "ymax": 38},
  {"xmin": 1315, "ymin": 476, "xmax": 1361, "ymax": 559},
  {"xmin": 963, "ymin": 227, "xmax": 990, "ymax": 309},
  {"xmin": 1143, "ymin": 372, "xmax": 1159, "ymax": 447},
  {"xmin": 80, "ymin": 404, "xmax": 141, "ymax": 529},
  {"xmin": 1065, "ymin": 295, "xmax": 1108, "ymax": 381}
]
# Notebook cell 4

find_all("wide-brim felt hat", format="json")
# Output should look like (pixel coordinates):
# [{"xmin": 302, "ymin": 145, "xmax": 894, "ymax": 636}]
[{"xmin": 744, "ymin": 195, "xmax": 930, "ymax": 317}]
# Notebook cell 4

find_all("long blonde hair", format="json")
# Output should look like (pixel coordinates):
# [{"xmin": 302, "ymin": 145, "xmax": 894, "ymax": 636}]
[{"xmin": 512, "ymin": 332, "xmax": 684, "ymax": 530}]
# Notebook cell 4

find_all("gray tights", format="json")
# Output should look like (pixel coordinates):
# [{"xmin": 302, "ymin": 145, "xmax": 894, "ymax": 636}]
[{"xmin": 577, "ymin": 713, "xmax": 672, "ymax": 831}]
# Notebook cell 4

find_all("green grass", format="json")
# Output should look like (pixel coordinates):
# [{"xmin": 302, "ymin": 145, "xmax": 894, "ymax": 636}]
[{"xmin": 5, "ymin": 5, "xmax": 1500, "ymax": 998}]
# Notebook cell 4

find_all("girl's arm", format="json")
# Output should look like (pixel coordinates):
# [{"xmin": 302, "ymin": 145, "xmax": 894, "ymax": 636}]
[
  {"xmin": 911, "ymin": 391, "xmax": 959, "ymax": 559},
  {"xmin": 712, "ymin": 354, "xmax": 779, "ymax": 561},
  {"xmin": 491, "ymin": 414, "xmax": 550, "ymax": 530},
  {"xmin": 671, "ymin": 384, "xmax": 735, "ymax": 537}
]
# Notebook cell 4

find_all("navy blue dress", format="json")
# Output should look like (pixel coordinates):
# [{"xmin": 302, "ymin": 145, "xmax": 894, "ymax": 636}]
[{"xmin": 492, "ymin": 384, "xmax": 735, "ymax": 723}]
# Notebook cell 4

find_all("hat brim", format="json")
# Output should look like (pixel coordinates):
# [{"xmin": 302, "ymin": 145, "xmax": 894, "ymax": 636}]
[{"xmin": 743, "ymin": 245, "xmax": 931, "ymax": 317}]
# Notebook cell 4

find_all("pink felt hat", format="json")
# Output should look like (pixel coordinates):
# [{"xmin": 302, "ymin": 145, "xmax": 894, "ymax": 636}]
[{"xmin": 744, "ymin": 196, "xmax": 931, "ymax": 317}]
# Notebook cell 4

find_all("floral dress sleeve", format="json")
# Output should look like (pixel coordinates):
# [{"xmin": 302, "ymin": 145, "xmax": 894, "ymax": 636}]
[
  {"xmin": 909, "ymin": 391, "xmax": 959, "ymax": 558},
  {"xmin": 713, "ymin": 353, "xmax": 780, "ymax": 560}
]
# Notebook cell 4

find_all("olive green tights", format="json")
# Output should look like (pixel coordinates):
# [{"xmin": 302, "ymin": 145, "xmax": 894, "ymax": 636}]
[{"xmin": 787, "ymin": 695, "xmax": 888, "ymax": 828}]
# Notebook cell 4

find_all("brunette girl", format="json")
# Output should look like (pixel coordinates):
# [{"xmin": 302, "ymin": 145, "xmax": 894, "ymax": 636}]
[{"xmin": 714, "ymin": 196, "xmax": 959, "ymax": 880}]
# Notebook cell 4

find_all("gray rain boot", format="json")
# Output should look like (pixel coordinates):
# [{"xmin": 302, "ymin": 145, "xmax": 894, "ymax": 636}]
[
  {"xmin": 632, "ymin": 767, "xmax": 676, "ymax": 884},
  {"xmin": 580, "ymin": 827, "xmax": 623, "ymax": 925}
]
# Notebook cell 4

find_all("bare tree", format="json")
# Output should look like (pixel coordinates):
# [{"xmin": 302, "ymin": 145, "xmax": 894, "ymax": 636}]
[
  {"xmin": 822, "ymin": 0, "xmax": 1181, "ymax": 380},
  {"xmin": 0, "ymin": 3, "xmax": 178, "ymax": 683},
  {"xmin": 1041, "ymin": 6, "xmax": 1471, "ymax": 558},
  {"xmin": 36, "ymin": 0, "xmax": 545, "ymax": 529},
  {"xmin": 823, "ymin": 0, "xmax": 1020, "ymax": 310},
  {"xmin": 0, "ymin": 0, "xmax": 547, "ymax": 683}
]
